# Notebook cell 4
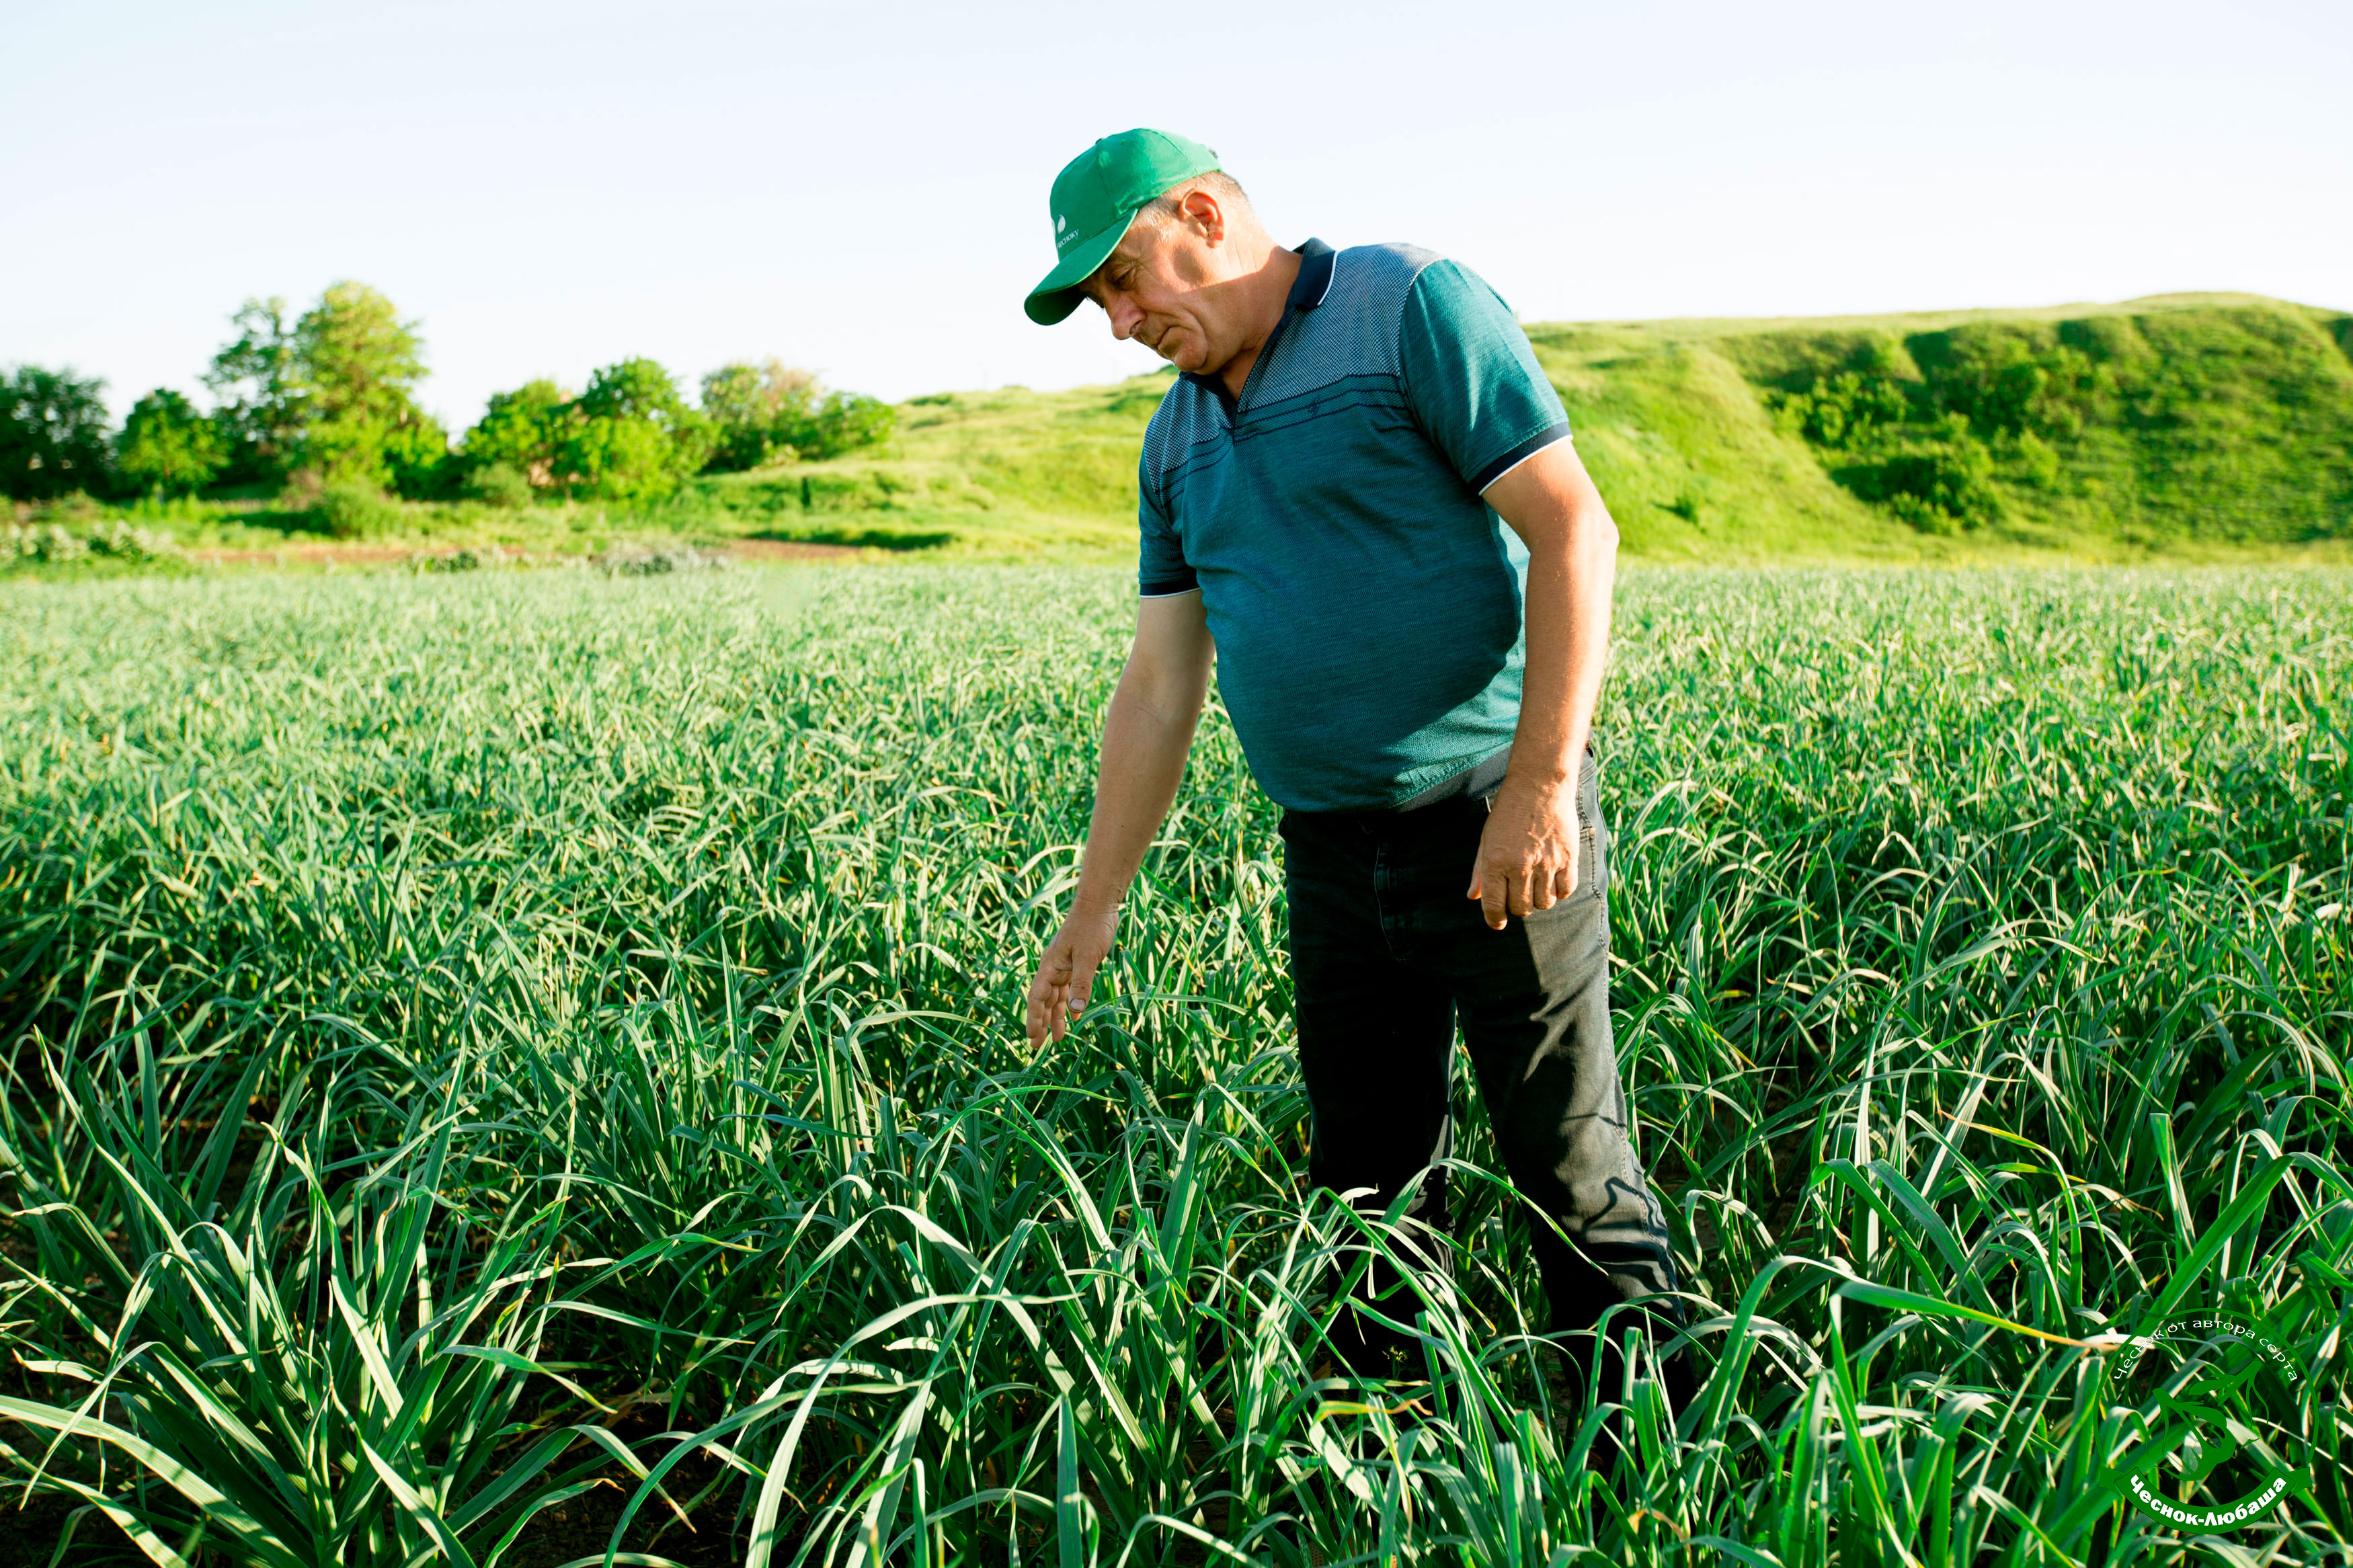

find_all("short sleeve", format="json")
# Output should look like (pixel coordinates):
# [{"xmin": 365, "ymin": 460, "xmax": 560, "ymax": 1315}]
[
  {"xmin": 1398, "ymin": 259, "xmax": 1571, "ymax": 493},
  {"xmin": 1138, "ymin": 458, "xmax": 1197, "ymax": 597}
]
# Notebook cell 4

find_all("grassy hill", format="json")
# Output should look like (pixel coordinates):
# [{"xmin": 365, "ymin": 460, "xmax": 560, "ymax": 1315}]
[
  {"xmin": 682, "ymin": 291, "xmax": 2352, "ymax": 564},
  {"xmin": 661, "ymin": 377, "xmax": 1158, "ymax": 560},
  {"xmin": 16, "ymin": 293, "xmax": 2346, "ymax": 571}
]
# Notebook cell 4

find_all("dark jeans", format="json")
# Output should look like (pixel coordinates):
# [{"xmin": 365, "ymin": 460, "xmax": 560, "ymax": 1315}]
[{"xmin": 1280, "ymin": 754, "xmax": 1687, "ymax": 1412}]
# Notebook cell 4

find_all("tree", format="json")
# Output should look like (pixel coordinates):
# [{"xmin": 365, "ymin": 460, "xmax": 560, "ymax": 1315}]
[
  {"xmin": 699, "ymin": 360, "xmax": 895, "ymax": 472},
  {"xmin": 204, "ymin": 298, "xmax": 303, "ymax": 485},
  {"xmin": 1, "ymin": 365, "xmax": 114, "ymax": 501},
  {"xmin": 556, "ymin": 358, "xmax": 713, "ymax": 503},
  {"xmin": 116, "ymin": 388, "xmax": 227, "ymax": 495},
  {"xmin": 799, "ymin": 390, "xmax": 895, "ymax": 460},
  {"xmin": 290, "ymin": 282, "xmax": 447, "ymax": 496},
  {"xmin": 460, "ymin": 378, "xmax": 569, "ymax": 492},
  {"xmin": 701, "ymin": 358, "xmax": 818, "ymax": 471},
  {"xmin": 202, "ymin": 283, "xmax": 449, "ymax": 495}
]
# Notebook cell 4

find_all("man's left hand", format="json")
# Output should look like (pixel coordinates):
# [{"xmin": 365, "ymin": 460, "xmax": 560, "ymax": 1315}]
[{"xmin": 1467, "ymin": 773, "xmax": 1580, "ymax": 930}]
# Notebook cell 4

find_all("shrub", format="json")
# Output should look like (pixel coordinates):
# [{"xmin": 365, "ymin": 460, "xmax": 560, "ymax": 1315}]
[
  {"xmin": 413, "ymin": 545, "xmax": 512, "ymax": 572},
  {"xmin": 707, "ymin": 425, "xmax": 797, "ymax": 474},
  {"xmin": 311, "ymin": 480, "xmax": 406, "ymax": 539},
  {"xmin": 593, "ymin": 542, "xmax": 725, "ymax": 575},
  {"xmin": 2005, "ymin": 429, "xmax": 2063, "ymax": 489},
  {"xmin": 385, "ymin": 413, "xmax": 456, "ymax": 499},
  {"xmin": 1771, "ymin": 371, "xmax": 1912, "ymax": 449},
  {"xmin": 87, "ymin": 521, "xmax": 181, "ymax": 561},
  {"xmin": 4, "ymin": 524, "xmax": 88, "ymax": 563},
  {"xmin": 4, "ymin": 520, "xmax": 180, "ymax": 565},
  {"xmin": 1770, "ymin": 354, "xmax": 2042, "ymax": 531},
  {"xmin": 1, "ymin": 366, "xmax": 114, "ymax": 501},
  {"xmin": 116, "ymin": 388, "xmax": 227, "ymax": 496},
  {"xmin": 1923, "ymin": 327, "xmax": 2110, "ymax": 439},
  {"xmin": 464, "ymin": 460, "xmax": 534, "ymax": 509},
  {"xmin": 1837, "ymin": 442, "xmax": 2003, "ymax": 533},
  {"xmin": 701, "ymin": 360, "xmax": 815, "ymax": 472},
  {"xmin": 699, "ymin": 362, "xmax": 894, "ymax": 472},
  {"xmin": 121, "ymin": 492, "xmax": 227, "ymax": 526},
  {"xmin": 799, "ymin": 390, "xmax": 896, "ymax": 460},
  {"xmin": 462, "ymin": 379, "xmax": 569, "ymax": 491},
  {"xmin": 556, "ymin": 358, "xmax": 713, "ymax": 503}
]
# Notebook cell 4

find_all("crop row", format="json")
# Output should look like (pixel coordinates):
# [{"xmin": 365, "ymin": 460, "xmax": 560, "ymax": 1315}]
[{"xmin": 0, "ymin": 565, "xmax": 2345, "ymax": 1565}]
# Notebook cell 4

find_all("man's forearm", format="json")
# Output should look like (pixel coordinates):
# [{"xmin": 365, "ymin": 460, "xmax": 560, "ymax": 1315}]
[
  {"xmin": 1468, "ymin": 442, "xmax": 1620, "ymax": 923},
  {"xmin": 1070, "ymin": 675, "xmax": 1203, "ymax": 917},
  {"xmin": 1505, "ymin": 499, "xmax": 1618, "ymax": 796}
]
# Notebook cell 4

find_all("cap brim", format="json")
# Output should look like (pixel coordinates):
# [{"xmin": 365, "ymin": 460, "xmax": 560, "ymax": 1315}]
[{"xmin": 1024, "ymin": 214, "xmax": 1133, "ymax": 325}]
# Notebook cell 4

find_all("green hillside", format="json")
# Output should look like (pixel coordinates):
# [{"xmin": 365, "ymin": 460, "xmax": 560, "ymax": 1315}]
[
  {"xmin": 690, "ymin": 292, "xmax": 2352, "ymax": 563},
  {"xmin": 666, "ymin": 378, "xmax": 1157, "ymax": 559}
]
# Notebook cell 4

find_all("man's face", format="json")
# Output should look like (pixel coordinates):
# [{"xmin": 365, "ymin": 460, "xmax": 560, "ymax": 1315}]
[{"xmin": 1082, "ymin": 196, "xmax": 1240, "ymax": 375}]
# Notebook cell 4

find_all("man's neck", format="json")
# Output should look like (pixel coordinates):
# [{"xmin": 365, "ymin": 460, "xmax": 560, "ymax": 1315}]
[{"xmin": 1214, "ymin": 243, "xmax": 1304, "ymax": 400}]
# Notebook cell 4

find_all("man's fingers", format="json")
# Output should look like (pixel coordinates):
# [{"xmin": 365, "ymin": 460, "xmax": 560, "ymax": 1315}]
[
  {"xmin": 1507, "ymin": 862, "xmax": 1536, "ymax": 919},
  {"xmin": 1478, "ymin": 858, "xmax": 1509, "ymax": 930},
  {"xmin": 1489, "ymin": 857, "xmax": 1581, "ymax": 921},
  {"xmin": 1025, "ymin": 946, "xmax": 1076, "ymax": 1044},
  {"xmin": 1066, "ymin": 957, "xmax": 1101, "ymax": 1018},
  {"xmin": 1026, "ymin": 979, "xmax": 1064, "ymax": 1044},
  {"xmin": 1047, "ymin": 975, "xmax": 1074, "ymax": 1042},
  {"xmin": 1525, "ymin": 852, "xmax": 1564, "ymax": 911},
  {"xmin": 1026, "ymin": 963, "xmax": 1065, "ymax": 1014}
]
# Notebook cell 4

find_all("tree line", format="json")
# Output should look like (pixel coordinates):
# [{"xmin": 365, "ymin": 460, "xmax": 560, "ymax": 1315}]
[{"xmin": 0, "ymin": 282, "xmax": 893, "ymax": 507}]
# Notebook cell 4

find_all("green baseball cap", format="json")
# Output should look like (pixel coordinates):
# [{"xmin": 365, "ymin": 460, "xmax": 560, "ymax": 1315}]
[{"xmin": 1024, "ymin": 128, "xmax": 1222, "ymax": 325}]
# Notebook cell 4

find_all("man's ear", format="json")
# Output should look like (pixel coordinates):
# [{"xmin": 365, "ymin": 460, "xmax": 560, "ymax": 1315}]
[{"xmin": 1178, "ymin": 187, "xmax": 1226, "ymax": 247}]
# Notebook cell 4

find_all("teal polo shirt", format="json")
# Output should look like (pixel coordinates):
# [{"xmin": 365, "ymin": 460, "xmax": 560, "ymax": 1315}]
[{"xmin": 1138, "ymin": 238, "xmax": 1571, "ymax": 813}]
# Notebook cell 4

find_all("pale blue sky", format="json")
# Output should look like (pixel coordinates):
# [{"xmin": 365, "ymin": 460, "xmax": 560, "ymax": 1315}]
[{"xmin": 9, "ymin": 0, "xmax": 2349, "ymax": 429}]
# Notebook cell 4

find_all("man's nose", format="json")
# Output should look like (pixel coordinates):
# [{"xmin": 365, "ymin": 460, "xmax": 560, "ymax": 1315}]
[{"xmin": 1106, "ymin": 297, "xmax": 1143, "ymax": 341}]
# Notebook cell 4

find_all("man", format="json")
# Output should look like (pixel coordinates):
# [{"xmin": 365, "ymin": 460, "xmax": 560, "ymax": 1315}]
[{"xmin": 1019, "ymin": 128, "xmax": 1688, "ymax": 1427}]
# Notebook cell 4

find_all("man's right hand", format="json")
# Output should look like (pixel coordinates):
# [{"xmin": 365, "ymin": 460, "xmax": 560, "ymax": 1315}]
[
  {"xmin": 1021, "ymin": 591, "xmax": 1211, "ymax": 1049},
  {"xmin": 1025, "ymin": 904, "xmax": 1120, "ymax": 1045}
]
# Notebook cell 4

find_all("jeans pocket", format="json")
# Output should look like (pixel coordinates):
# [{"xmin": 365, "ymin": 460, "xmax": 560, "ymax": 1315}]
[
  {"xmin": 1577, "ymin": 748, "xmax": 1609, "ymax": 900},
  {"xmin": 1577, "ymin": 819, "xmax": 1609, "ymax": 901}
]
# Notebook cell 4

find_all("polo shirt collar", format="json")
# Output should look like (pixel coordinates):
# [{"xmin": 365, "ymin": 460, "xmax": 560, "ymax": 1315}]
[
  {"xmin": 1182, "ymin": 239, "xmax": 1336, "ymax": 401},
  {"xmin": 1288, "ymin": 237, "xmax": 1337, "ymax": 311}
]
